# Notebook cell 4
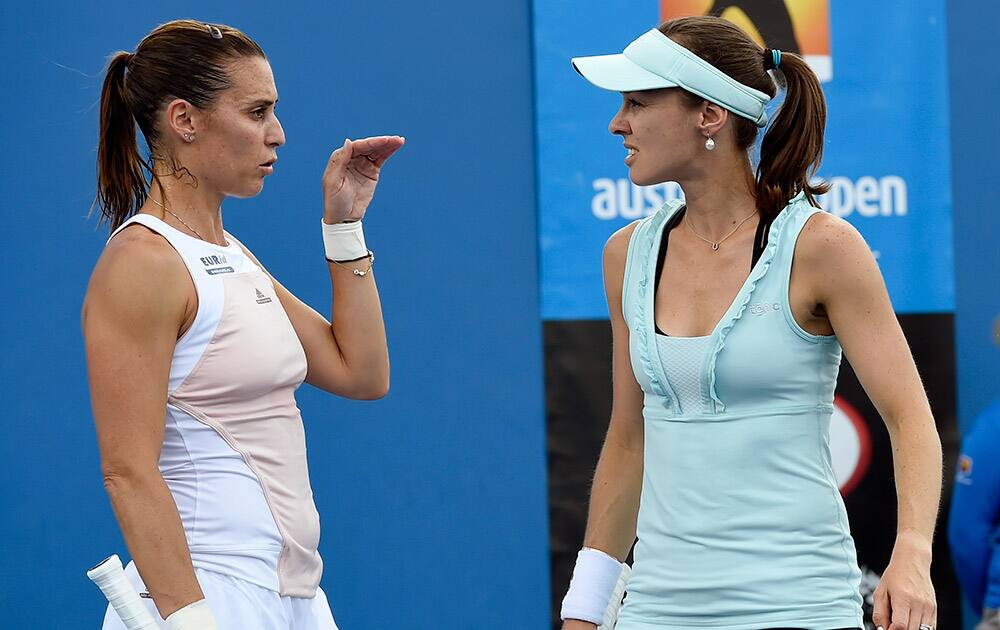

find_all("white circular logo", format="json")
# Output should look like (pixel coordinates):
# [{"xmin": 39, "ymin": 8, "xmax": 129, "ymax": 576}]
[{"xmin": 829, "ymin": 396, "xmax": 873, "ymax": 496}]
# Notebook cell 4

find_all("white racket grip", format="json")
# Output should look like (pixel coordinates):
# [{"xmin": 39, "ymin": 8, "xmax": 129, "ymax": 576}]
[
  {"xmin": 88, "ymin": 555, "xmax": 160, "ymax": 630},
  {"xmin": 598, "ymin": 562, "xmax": 631, "ymax": 630}
]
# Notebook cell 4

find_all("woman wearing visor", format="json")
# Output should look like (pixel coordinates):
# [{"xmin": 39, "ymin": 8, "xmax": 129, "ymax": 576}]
[{"xmin": 560, "ymin": 16, "xmax": 941, "ymax": 630}]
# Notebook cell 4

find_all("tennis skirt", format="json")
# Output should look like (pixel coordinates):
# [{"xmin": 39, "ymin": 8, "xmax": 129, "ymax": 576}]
[{"xmin": 100, "ymin": 561, "xmax": 338, "ymax": 630}]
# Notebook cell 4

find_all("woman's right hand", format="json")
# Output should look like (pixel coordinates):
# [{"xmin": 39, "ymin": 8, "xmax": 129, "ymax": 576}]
[
  {"xmin": 562, "ymin": 621, "xmax": 599, "ymax": 630},
  {"xmin": 321, "ymin": 136, "xmax": 404, "ymax": 224}
]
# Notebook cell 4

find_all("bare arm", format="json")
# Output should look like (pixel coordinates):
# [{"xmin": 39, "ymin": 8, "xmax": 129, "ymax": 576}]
[
  {"xmin": 248, "ymin": 135, "xmax": 406, "ymax": 400},
  {"xmin": 313, "ymin": 260, "xmax": 388, "ymax": 397},
  {"xmin": 801, "ymin": 213, "xmax": 941, "ymax": 629},
  {"xmin": 83, "ymin": 228, "xmax": 204, "ymax": 619},
  {"xmin": 583, "ymin": 224, "xmax": 645, "ymax": 558},
  {"xmin": 237, "ymin": 245, "xmax": 389, "ymax": 400},
  {"xmin": 565, "ymin": 224, "xmax": 645, "ymax": 630}
]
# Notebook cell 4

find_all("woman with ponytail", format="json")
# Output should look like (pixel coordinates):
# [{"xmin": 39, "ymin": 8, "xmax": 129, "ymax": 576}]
[
  {"xmin": 83, "ymin": 19, "xmax": 403, "ymax": 630},
  {"xmin": 560, "ymin": 16, "xmax": 941, "ymax": 630}
]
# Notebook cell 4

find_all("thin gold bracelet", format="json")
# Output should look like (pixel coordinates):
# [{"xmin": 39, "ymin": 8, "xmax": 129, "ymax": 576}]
[{"xmin": 326, "ymin": 250, "xmax": 375, "ymax": 276}]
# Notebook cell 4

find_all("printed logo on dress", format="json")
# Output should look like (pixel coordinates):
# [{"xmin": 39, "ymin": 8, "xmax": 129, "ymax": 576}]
[
  {"xmin": 956, "ymin": 454, "xmax": 973, "ymax": 485},
  {"xmin": 255, "ymin": 288, "xmax": 272, "ymax": 304},
  {"xmin": 749, "ymin": 302, "xmax": 781, "ymax": 316},
  {"xmin": 200, "ymin": 253, "xmax": 234, "ymax": 275}
]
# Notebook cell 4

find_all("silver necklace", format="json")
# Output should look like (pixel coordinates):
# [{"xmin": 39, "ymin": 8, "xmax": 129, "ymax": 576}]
[
  {"xmin": 685, "ymin": 209, "xmax": 758, "ymax": 251},
  {"xmin": 150, "ymin": 197, "xmax": 205, "ymax": 241}
]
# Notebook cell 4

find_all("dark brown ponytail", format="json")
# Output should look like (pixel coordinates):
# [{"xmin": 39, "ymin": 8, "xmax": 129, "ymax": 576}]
[
  {"xmin": 659, "ymin": 16, "xmax": 829, "ymax": 216},
  {"xmin": 92, "ymin": 20, "xmax": 266, "ymax": 231},
  {"xmin": 755, "ymin": 50, "xmax": 829, "ymax": 216},
  {"xmin": 95, "ymin": 51, "xmax": 148, "ymax": 231}
]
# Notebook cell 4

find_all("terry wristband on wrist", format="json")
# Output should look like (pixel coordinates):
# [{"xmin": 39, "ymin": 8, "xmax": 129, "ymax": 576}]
[
  {"xmin": 165, "ymin": 599, "xmax": 218, "ymax": 630},
  {"xmin": 561, "ymin": 547, "xmax": 630, "ymax": 627},
  {"xmin": 322, "ymin": 219, "xmax": 368, "ymax": 262}
]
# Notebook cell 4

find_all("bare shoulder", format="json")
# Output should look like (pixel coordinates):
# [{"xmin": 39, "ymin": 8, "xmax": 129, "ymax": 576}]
[
  {"xmin": 795, "ymin": 210, "xmax": 884, "ymax": 306},
  {"xmin": 602, "ymin": 220, "xmax": 642, "ymax": 319},
  {"xmin": 796, "ymin": 210, "xmax": 873, "ymax": 271},
  {"xmin": 84, "ymin": 224, "xmax": 190, "ymax": 325},
  {"xmin": 90, "ymin": 224, "xmax": 186, "ymax": 288},
  {"xmin": 603, "ymin": 220, "xmax": 641, "ymax": 270}
]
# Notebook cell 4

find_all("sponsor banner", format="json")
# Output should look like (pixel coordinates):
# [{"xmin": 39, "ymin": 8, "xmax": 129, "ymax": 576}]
[{"xmin": 533, "ymin": 0, "xmax": 953, "ymax": 319}]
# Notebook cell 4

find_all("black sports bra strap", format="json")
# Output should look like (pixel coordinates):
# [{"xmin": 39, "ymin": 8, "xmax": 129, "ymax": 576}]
[
  {"xmin": 653, "ymin": 207, "xmax": 773, "ymax": 336},
  {"xmin": 654, "ymin": 205, "xmax": 687, "ymax": 289},
  {"xmin": 751, "ymin": 211, "xmax": 774, "ymax": 268},
  {"xmin": 655, "ymin": 207, "xmax": 772, "ymax": 289}
]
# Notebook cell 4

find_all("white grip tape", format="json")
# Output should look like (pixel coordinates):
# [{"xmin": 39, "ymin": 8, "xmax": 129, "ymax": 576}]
[
  {"xmin": 87, "ymin": 555, "xmax": 159, "ymax": 630},
  {"xmin": 561, "ymin": 547, "xmax": 630, "ymax": 627},
  {"xmin": 322, "ymin": 220, "xmax": 368, "ymax": 261}
]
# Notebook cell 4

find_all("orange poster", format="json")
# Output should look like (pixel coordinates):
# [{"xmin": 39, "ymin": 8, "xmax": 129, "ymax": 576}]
[{"xmin": 660, "ymin": 0, "xmax": 832, "ymax": 82}]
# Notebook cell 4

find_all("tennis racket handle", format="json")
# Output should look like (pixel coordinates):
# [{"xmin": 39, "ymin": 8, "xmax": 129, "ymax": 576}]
[{"xmin": 88, "ymin": 555, "xmax": 160, "ymax": 630}]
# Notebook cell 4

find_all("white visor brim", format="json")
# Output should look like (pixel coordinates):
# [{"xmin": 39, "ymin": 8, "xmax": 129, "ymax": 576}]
[
  {"xmin": 571, "ymin": 53, "xmax": 679, "ymax": 93},
  {"xmin": 572, "ymin": 29, "xmax": 771, "ymax": 127}
]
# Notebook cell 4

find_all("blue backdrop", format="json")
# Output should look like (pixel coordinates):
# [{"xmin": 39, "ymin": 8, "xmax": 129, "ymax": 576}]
[
  {"xmin": 949, "ymin": 3, "xmax": 1000, "ymax": 433},
  {"xmin": 0, "ymin": 2, "xmax": 548, "ymax": 628}
]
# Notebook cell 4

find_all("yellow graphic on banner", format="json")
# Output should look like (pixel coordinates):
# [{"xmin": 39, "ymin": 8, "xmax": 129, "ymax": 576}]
[{"xmin": 660, "ymin": 0, "xmax": 832, "ymax": 82}]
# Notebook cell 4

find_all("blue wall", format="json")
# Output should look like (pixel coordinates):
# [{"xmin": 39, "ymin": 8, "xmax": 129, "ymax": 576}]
[
  {"xmin": 949, "ymin": 1, "xmax": 1000, "ymax": 434},
  {"xmin": 948, "ymin": 3, "xmax": 1000, "ymax": 628},
  {"xmin": 0, "ymin": 2, "xmax": 548, "ymax": 628}
]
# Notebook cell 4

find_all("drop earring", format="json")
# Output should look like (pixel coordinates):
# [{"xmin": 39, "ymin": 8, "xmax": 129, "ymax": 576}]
[{"xmin": 705, "ymin": 136, "xmax": 716, "ymax": 151}]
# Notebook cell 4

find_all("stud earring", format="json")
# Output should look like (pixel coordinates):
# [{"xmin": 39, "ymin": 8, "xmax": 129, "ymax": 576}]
[
  {"xmin": 184, "ymin": 133, "xmax": 193, "ymax": 142},
  {"xmin": 705, "ymin": 136, "xmax": 716, "ymax": 151}
]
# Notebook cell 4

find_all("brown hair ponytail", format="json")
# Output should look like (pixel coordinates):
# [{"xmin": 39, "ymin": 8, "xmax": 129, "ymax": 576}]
[
  {"xmin": 95, "ymin": 51, "xmax": 148, "ymax": 231},
  {"xmin": 659, "ymin": 16, "xmax": 830, "ymax": 216},
  {"xmin": 755, "ymin": 50, "xmax": 829, "ymax": 216}
]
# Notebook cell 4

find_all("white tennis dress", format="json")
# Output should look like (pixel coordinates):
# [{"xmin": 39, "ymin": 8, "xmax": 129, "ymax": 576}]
[{"xmin": 101, "ymin": 214, "xmax": 337, "ymax": 630}]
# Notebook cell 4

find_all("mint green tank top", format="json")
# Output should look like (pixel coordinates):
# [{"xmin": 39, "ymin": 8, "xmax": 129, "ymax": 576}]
[{"xmin": 617, "ymin": 193, "xmax": 864, "ymax": 630}]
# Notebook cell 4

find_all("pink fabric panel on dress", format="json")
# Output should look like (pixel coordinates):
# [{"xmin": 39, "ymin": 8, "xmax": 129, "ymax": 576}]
[{"xmin": 169, "ymin": 270, "xmax": 322, "ymax": 597}]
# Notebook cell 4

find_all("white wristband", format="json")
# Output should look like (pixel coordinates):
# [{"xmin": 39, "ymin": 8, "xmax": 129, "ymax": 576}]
[
  {"xmin": 165, "ymin": 599, "xmax": 217, "ymax": 630},
  {"xmin": 561, "ymin": 547, "xmax": 630, "ymax": 626},
  {"xmin": 322, "ymin": 219, "xmax": 368, "ymax": 261}
]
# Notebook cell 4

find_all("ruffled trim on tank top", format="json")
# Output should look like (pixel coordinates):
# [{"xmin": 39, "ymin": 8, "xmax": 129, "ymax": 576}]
[
  {"xmin": 706, "ymin": 191, "xmax": 807, "ymax": 412},
  {"xmin": 628, "ymin": 192, "xmax": 810, "ymax": 415},
  {"xmin": 628, "ymin": 201, "xmax": 685, "ymax": 406}
]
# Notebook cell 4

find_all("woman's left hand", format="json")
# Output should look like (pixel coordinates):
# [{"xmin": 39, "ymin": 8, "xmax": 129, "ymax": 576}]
[
  {"xmin": 322, "ymin": 135, "xmax": 405, "ymax": 224},
  {"xmin": 872, "ymin": 531, "xmax": 937, "ymax": 630}
]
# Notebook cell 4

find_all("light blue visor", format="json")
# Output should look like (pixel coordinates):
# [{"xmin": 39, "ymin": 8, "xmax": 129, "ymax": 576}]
[{"xmin": 572, "ymin": 29, "xmax": 771, "ymax": 128}]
